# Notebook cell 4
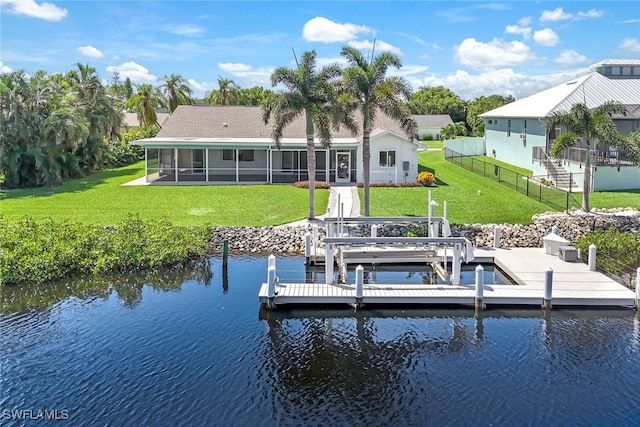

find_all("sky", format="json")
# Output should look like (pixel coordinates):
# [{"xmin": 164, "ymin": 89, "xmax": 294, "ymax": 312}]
[{"xmin": 1, "ymin": 0, "xmax": 639, "ymax": 101}]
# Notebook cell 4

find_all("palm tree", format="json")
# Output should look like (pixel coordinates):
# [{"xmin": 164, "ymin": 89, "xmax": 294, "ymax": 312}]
[
  {"xmin": 158, "ymin": 73, "xmax": 193, "ymax": 113},
  {"xmin": 262, "ymin": 50, "xmax": 347, "ymax": 220},
  {"xmin": 125, "ymin": 83, "xmax": 162, "ymax": 128},
  {"xmin": 340, "ymin": 45, "xmax": 417, "ymax": 216},
  {"xmin": 546, "ymin": 101, "xmax": 626, "ymax": 212},
  {"xmin": 206, "ymin": 76, "xmax": 241, "ymax": 105}
]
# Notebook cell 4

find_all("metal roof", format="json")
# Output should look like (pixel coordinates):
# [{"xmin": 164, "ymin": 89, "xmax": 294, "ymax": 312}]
[{"xmin": 479, "ymin": 70, "xmax": 640, "ymax": 119}]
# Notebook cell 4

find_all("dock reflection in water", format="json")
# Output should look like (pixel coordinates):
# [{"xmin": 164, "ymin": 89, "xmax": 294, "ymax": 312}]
[{"xmin": 0, "ymin": 255, "xmax": 638, "ymax": 427}]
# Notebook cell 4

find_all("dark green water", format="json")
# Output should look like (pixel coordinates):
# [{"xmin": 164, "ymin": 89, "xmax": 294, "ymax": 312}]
[{"xmin": 1, "ymin": 255, "xmax": 639, "ymax": 426}]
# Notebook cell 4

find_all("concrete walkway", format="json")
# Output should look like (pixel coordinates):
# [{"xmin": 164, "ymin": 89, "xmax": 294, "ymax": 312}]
[{"xmin": 326, "ymin": 185, "xmax": 359, "ymax": 218}]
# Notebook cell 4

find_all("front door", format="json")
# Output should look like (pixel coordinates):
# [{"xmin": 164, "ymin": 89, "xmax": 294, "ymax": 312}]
[{"xmin": 336, "ymin": 152, "xmax": 350, "ymax": 183}]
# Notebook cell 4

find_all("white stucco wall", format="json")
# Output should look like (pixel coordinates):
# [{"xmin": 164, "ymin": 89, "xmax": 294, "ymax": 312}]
[
  {"xmin": 444, "ymin": 137, "xmax": 485, "ymax": 156},
  {"xmin": 593, "ymin": 165, "xmax": 640, "ymax": 191},
  {"xmin": 358, "ymin": 133, "xmax": 418, "ymax": 184},
  {"xmin": 484, "ymin": 117, "xmax": 546, "ymax": 170}
]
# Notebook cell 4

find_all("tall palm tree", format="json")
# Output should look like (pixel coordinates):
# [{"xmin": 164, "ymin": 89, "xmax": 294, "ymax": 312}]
[
  {"xmin": 216, "ymin": 76, "xmax": 240, "ymax": 105},
  {"xmin": 125, "ymin": 83, "xmax": 162, "ymax": 128},
  {"xmin": 340, "ymin": 45, "xmax": 417, "ymax": 216},
  {"xmin": 546, "ymin": 101, "xmax": 626, "ymax": 212},
  {"xmin": 158, "ymin": 73, "xmax": 193, "ymax": 113},
  {"xmin": 262, "ymin": 50, "xmax": 347, "ymax": 220}
]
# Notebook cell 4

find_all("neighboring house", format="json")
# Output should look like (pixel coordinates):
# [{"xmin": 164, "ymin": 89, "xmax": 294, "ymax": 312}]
[
  {"xmin": 130, "ymin": 105, "xmax": 425, "ymax": 185},
  {"xmin": 413, "ymin": 114, "xmax": 453, "ymax": 140},
  {"xmin": 123, "ymin": 112, "xmax": 170, "ymax": 129},
  {"xmin": 475, "ymin": 59, "xmax": 640, "ymax": 191}
]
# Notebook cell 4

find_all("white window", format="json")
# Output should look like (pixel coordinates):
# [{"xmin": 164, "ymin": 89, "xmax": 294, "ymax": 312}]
[{"xmin": 379, "ymin": 150, "xmax": 396, "ymax": 167}]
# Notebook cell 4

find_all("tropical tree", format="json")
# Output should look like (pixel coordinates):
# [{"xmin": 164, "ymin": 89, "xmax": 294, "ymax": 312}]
[
  {"xmin": 408, "ymin": 86, "xmax": 467, "ymax": 123},
  {"xmin": 546, "ymin": 101, "xmax": 626, "ymax": 211},
  {"xmin": 440, "ymin": 121, "xmax": 468, "ymax": 140},
  {"xmin": 206, "ymin": 76, "xmax": 241, "ymax": 105},
  {"xmin": 466, "ymin": 94, "xmax": 515, "ymax": 136},
  {"xmin": 125, "ymin": 83, "xmax": 163, "ymax": 128},
  {"xmin": 158, "ymin": 73, "xmax": 193, "ymax": 113},
  {"xmin": 340, "ymin": 45, "xmax": 417, "ymax": 216},
  {"xmin": 262, "ymin": 50, "xmax": 349, "ymax": 220}
]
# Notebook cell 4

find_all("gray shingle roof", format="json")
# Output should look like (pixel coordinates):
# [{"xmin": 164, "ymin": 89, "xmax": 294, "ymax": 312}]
[
  {"xmin": 412, "ymin": 114, "xmax": 453, "ymax": 128},
  {"xmin": 157, "ymin": 105, "xmax": 419, "ymax": 140}
]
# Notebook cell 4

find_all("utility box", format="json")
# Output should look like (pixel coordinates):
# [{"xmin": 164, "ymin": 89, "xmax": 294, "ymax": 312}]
[
  {"xmin": 543, "ymin": 232, "xmax": 569, "ymax": 255},
  {"xmin": 559, "ymin": 246, "xmax": 578, "ymax": 262}
]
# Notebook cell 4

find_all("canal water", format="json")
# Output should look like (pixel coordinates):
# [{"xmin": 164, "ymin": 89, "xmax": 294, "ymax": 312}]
[{"xmin": 1, "ymin": 255, "xmax": 639, "ymax": 426}]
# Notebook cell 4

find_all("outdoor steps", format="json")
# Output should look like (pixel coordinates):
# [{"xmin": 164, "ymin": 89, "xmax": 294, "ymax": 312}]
[{"xmin": 541, "ymin": 158, "xmax": 578, "ymax": 191}]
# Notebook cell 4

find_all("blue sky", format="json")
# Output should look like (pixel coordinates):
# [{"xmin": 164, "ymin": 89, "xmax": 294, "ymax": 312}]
[{"xmin": 1, "ymin": 0, "xmax": 639, "ymax": 100}]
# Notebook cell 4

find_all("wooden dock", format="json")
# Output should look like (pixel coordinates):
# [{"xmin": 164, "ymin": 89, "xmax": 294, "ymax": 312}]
[{"xmin": 258, "ymin": 247, "xmax": 638, "ymax": 309}]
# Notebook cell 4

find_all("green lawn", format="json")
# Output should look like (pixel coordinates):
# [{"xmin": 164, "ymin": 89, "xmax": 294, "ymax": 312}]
[
  {"xmin": 2, "ymin": 154, "xmax": 638, "ymax": 227},
  {"xmin": 0, "ymin": 162, "xmax": 328, "ymax": 226},
  {"xmin": 366, "ymin": 150, "xmax": 550, "ymax": 224}
]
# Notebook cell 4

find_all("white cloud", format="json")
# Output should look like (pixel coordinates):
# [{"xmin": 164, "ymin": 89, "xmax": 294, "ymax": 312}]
[
  {"xmin": 186, "ymin": 79, "xmax": 215, "ymax": 93},
  {"xmin": 540, "ymin": 7, "xmax": 573, "ymax": 22},
  {"xmin": 0, "ymin": 61, "xmax": 13, "ymax": 73},
  {"xmin": 77, "ymin": 45, "xmax": 103, "ymax": 58},
  {"xmin": 577, "ymin": 9, "xmax": 604, "ymax": 19},
  {"xmin": 302, "ymin": 17, "xmax": 371, "ymax": 43},
  {"xmin": 218, "ymin": 62, "xmax": 252, "ymax": 73},
  {"xmin": 554, "ymin": 50, "xmax": 588, "ymax": 65},
  {"xmin": 408, "ymin": 67, "xmax": 584, "ymax": 101},
  {"xmin": 105, "ymin": 62, "xmax": 156, "ymax": 83},
  {"xmin": 540, "ymin": 7, "xmax": 604, "ymax": 22},
  {"xmin": 454, "ymin": 38, "xmax": 536, "ymax": 68},
  {"xmin": 619, "ymin": 38, "xmax": 640, "ymax": 53},
  {"xmin": 1, "ymin": 0, "xmax": 67, "ymax": 21},
  {"xmin": 162, "ymin": 24, "xmax": 205, "ymax": 36},
  {"xmin": 533, "ymin": 28, "xmax": 559, "ymax": 47},
  {"xmin": 505, "ymin": 24, "xmax": 531, "ymax": 39},
  {"xmin": 347, "ymin": 39, "xmax": 401, "ymax": 55}
]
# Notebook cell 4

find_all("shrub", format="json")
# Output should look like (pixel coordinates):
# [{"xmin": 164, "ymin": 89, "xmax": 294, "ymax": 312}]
[
  {"xmin": 417, "ymin": 171, "xmax": 436, "ymax": 186},
  {"xmin": 292, "ymin": 181, "xmax": 331, "ymax": 189},
  {"xmin": 574, "ymin": 227, "xmax": 640, "ymax": 275},
  {"xmin": 422, "ymin": 134, "xmax": 434, "ymax": 141}
]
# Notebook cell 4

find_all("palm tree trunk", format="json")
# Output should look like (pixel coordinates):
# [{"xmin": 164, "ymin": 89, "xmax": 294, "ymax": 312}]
[
  {"xmin": 306, "ymin": 114, "xmax": 316, "ymax": 220},
  {"xmin": 582, "ymin": 143, "xmax": 591, "ymax": 212},
  {"xmin": 363, "ymin": 131, "xmax": 371, "ymax": 216}
]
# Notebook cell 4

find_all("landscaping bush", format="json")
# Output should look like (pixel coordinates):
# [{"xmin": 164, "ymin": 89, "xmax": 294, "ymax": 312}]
[
  {"xmin": 417, "ymin": 171, "xmax": 436, "ymax": 186},
  {"xmin": 422, "ymin": 134, "xmax": 434, "ymax": 141},
  {"xmin": 573, "ymin": 227, "xmax": 640, "ymax": 274},
  {"xmin": 292, "ymin": 181, "xmax": 331, "ymax": 189}
]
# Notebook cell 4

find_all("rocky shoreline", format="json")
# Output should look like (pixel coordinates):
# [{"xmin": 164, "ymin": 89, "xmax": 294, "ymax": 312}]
[{"xmin": 209, "ymin": 208, "xmax": 640, "ymax": 255}]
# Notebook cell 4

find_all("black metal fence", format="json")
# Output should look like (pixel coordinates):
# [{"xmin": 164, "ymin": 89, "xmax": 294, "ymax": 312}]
[{"xmin": 445, "ymin": 148, "xmax": 581, "ymax": 212}]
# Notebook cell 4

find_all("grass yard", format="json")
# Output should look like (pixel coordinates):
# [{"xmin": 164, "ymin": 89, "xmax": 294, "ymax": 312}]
[
  {"xmin": 0, "ymin": 162, "xmax": 329, "ymax": 226},
  {"xmin": 366, "ymin": 150, "xmax": 550, "ymax": 224}
]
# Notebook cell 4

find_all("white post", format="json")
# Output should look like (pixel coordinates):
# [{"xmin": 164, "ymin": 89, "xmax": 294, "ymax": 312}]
[
  {"xmin": 543, "ymin": 267, "xmax": 553, "ymax": 310},
  {"xmin": 205, "ymin": 148, "xmax": 209, "ymax": 183},
  {"xmin": 636, "ymin": 267, "xmax": 640, "ymax": 310},
  {"xmin": 427, "ymin": 191, "xmax": 432, "ymax": 236},
  {"xmin": 304, "ymin": 233, "xmax": 312, "ymax": 265},
  {"xmin": 266, "ymin": 261, "xmax": 277, "ymax": 309},
  {"xmin": 355, "ymin": 265, "xmax": 364, "ymax": 299},
  {"xmin": 475, "ymin": 264, "xmax": 484, "ymax": 310},
  {"xmin": 312, "ymin": 225, "xmax": 318, "ymax": 257},
  {"xmin": 429, "ymin": 201, "xmax": 437, "ymax": 237},
  {"xmin": 588, "ymin": 244, "xmax": 597, "ymax": 271},
  {"xmin": 145, "ymin": 148, "xmax": 149, "ymax": 183},
  {"xmin": 325, "ymin": 244, "xmax": 334, "ymax": 285},
  {"xmin": 371, "ymin": 224, "xmax": 378, "ymax": 238},
  {"xmin": 551, "ymin": 225, "xmax": 558, "ymax": 235},
  {"xmin": 174, "ymin": 148, "xmax": 179, "ymax": 182},
  {"xmin": 493, "ymin": 226, "xmax": 501, "ymax": 248},
  {"xmin": 451, "ymin": 243, "xmax": 462, "ymax": 285},
  {"xmin": 268, "ymin": 254, "xmax": 276, "ymax": 270},
  {"xmin": 443, "ymin": 201, "xmax": 447, "ymax": 220}
]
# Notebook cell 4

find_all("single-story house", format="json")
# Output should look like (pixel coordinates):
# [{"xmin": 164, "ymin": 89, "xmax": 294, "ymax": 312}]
[
  {"xmin": 475, "ymin": 59, "xmax": 640, "ymax": 191},
  {"xmin": 413, "ymin": 114, "xmax": 453, "ymax": 140},
  {"xmin": 130, "ymin": 105, "xmax": 425, "ymax": 185}
]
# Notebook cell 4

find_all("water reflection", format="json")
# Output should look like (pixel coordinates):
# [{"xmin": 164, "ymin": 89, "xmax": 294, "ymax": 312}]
[{"xmin": 1, "ymin": 259, "xmax": 213, "ymax": 313}]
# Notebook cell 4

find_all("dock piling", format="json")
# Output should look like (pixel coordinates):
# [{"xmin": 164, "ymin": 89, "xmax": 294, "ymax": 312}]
[
  {"xmin": 493, "ymin": 227, "xmax": 501, "ymax": 248},
  {"xmin": 543, "ymin": 267, "xmax": 553, "ymax": 310},
  {"xmin": 636, "ymin": 267, "xmax": 640, "ymax": 310},
  {"xmin": 451, "ymin": 243, "xmax": 462, "ymax": 285},
  {"xmin": 588, "ymin": 244, "xmax": 597, "ymax": 271},
  {"xmin": 475, "ymin": 264, "xmax": 484, "ymax": 310},
  {"xmin": 304, "ymin": 232, "xmax": 312, "ymax": 265},
  {"xmin": 371, "ymin": 224, "xmax": 378, "ymax": 238},
  {"xmin": 325, "ymin": 244, "xmax": 334, "ymax": 285},
  {"xmin": 355, "ymin": 265, "xmax": 364, "ymax": 308},
  {"xmin": 267, "ymin": 259, "xmax": 277, "ymax": 309}
]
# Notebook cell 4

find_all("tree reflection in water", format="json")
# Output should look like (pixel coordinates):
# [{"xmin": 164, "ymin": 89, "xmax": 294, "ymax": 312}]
[{"xmin": 1, "ymin": 259, "xmax": 213, "ymax": 313}]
